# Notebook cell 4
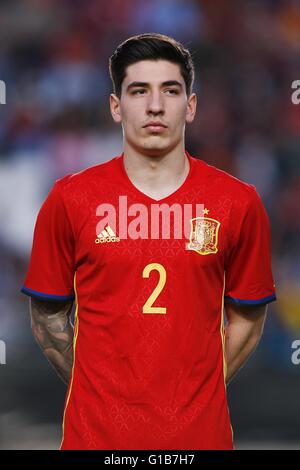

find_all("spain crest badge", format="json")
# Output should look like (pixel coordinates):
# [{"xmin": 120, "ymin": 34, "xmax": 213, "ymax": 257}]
[{"xmin": 188, "ymin": 217, "xmax": 220, "ymax": 255}]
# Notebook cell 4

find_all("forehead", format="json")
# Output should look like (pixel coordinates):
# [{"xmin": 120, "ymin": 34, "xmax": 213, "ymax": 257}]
[{"xmin": 123, "ymin": 60, "xmax": 184, "ymax": 86}]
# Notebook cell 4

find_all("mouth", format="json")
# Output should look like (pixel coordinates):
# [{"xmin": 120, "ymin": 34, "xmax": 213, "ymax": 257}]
[{"xmin": 143, "ymin": 123, "xmax": 168, "ymax": 133}]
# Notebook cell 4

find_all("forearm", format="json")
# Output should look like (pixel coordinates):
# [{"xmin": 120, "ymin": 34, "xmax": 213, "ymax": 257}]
[
  {"xmin": 30, "ymin": 298, "xmax": 74, "ymax": 385},
  {"xmin": 224, "ymin": 321, "xmax": 261, "ymax": 385}
]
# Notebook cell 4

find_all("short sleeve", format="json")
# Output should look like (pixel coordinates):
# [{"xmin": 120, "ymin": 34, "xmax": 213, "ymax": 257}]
[
  {"xmin": 224, "ymin": 187, "xmax": 276, "ymax": 306},
  {"xmin": 21, "ymin": 181, "xmax": 76, "ymax": 301}
]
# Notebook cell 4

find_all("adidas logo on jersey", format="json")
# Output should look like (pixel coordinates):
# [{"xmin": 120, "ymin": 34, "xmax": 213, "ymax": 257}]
[{"xmin": 95, "ymin": 226, "xmax": 120, "ymax": 244}]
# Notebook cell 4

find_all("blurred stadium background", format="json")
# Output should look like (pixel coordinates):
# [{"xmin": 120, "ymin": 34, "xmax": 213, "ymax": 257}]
[{"xmin": 0, "ymin": 0, "xmax": 300, "ymax": 450}]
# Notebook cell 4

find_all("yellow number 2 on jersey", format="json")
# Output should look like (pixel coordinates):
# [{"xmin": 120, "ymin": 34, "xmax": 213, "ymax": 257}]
[{"xmin": 142, "ymin": 263, "xmax": 167, "ymax": 314}]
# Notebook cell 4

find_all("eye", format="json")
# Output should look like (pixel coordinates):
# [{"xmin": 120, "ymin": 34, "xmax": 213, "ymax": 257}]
[
  {"xmin": 165, "ymin": 89, "xmax": 179, "ymax": 95},
  {"xmin": 131, "ymin": 89, "xmax": 146, "ymax": 95}
]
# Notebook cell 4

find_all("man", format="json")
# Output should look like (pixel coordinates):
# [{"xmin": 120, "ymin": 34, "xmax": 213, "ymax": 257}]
[{"xmin": 21, "ymin": 33, "xmax": 276, "ymax": 450}]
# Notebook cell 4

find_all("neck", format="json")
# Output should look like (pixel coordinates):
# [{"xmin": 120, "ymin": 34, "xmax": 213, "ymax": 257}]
[{"xmin": 122, "ymin": 141, "xmax": 190, "ymax": 200}]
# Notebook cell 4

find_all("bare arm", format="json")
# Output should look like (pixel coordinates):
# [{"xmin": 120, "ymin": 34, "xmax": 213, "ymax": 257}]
[
  {"xmin": 224, "ymin": 302, "xmax": 268, "ymax": 385},
  {"xmin": 29, "ymin": 297, "xmax": 74, "ymax": 385}
]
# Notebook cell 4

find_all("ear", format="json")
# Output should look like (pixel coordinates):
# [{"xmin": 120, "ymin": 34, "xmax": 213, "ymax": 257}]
[
  {"xmin": 110, "ymin": 93, "xmax": 122, "ymax": 124},
  {"xmin": 185, "ymin": 92, "xmax": 197, "ymax": 124}
]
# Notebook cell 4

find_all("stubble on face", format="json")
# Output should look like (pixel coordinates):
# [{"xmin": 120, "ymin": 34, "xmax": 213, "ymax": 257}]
[{"xmin": 119, "ymin": 60, "xmax": 189, "ymax": 157}]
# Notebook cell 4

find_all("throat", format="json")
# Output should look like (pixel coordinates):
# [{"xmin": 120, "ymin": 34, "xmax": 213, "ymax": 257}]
[
  {"xmin": 122, "ymin": 150, "xmax": 191, "ymax": 201},
  {"xmin": 128, "ymin": 162, "xmax": 190, "ymax": 201}
]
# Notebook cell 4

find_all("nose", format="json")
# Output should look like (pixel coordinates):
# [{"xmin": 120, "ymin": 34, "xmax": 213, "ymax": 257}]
[{"xmin": 146, "ymin": 90, "xmax": 164, "ymax": 115}]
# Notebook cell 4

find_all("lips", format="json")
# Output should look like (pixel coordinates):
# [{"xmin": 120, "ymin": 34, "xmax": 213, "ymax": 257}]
[
  {"xmin": 143, "ymin": 122, "xmax": 167, "ymax": 132},
  {"xmin": 143, "ymin": 122, "xmax": 167, "ymax": 128}
]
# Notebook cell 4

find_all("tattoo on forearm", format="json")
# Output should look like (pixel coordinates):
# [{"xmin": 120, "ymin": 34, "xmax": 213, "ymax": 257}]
[{"xmin": 30, "ymin": 299, "xmax": 74, "ymax": 385}]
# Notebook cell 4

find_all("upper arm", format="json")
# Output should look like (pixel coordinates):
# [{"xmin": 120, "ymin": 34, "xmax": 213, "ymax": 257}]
[
  {"xmin": 29, "ymin": 297, "xmax": 74, "ymax": 330},
  {"xmin": 224, "ymin": 187, "xmax": 276, "ymax": 306},
  {"xmin": 30, "ymin": 297, "xmax": 73, "ymax": 316},
  {"xmin": 224, "ymin": 301, "xmax": 268, "ymax": 337},
  {"xmin": 21, "ymin": 180, "xmax": 76, "ymax": 302}
]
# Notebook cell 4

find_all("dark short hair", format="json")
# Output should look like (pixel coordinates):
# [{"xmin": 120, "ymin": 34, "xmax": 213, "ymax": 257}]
[{"xmin": 109, "ymin": 32, "xmax": 195, "ymax": 98}]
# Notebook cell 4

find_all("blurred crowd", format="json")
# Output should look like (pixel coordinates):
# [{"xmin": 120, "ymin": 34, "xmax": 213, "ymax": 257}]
[
  {"xmin": 1, "ymin": 0, "xmax": 300, "ymax": 358},
  {"xmin": 0, "ymin": 0, "xmax": 300, "ymax": 431}
]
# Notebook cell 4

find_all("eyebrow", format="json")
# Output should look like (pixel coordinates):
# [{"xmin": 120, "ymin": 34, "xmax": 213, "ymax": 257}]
[{"xmin": 126, "ymin": 80, "xmax": 183, "ymax": 91}]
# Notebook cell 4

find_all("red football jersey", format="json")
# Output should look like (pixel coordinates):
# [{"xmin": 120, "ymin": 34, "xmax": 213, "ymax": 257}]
[{"xmin": 21, "ymin": 151, "xmax": 276, "ymax": 450}]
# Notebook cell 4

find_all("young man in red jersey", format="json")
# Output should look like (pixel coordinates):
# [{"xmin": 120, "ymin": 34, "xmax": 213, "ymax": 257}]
[{"xmin": 21, "ymin": 33, "xmax": 276, "ymax": 450}]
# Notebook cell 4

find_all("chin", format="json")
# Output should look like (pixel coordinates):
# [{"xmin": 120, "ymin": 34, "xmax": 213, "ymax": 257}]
[
  {"xmin": 141, "ymin": 145, "xmax": 170, "ymax": 157},
  {"xmin": 141, "ymin": 138, "xmax": 171, "ymax": 153}
]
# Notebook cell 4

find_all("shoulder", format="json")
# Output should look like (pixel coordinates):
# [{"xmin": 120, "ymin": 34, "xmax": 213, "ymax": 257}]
[
  {"xmin": 53, "ymin": 156, "xmax": 120, "ymax": 198},
  {"xmin": 192, "ymin": 157, "xmax": 262, "ymax": 216},
  {"xmin": 194, "ymin": 157, "xmax": 258, "ymax": 200}
]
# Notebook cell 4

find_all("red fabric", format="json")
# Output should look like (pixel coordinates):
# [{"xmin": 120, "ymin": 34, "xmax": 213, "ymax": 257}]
[
  {"xmin": 21, "ymin": 151, "xmax": 276, "ymax": 449},
  {"xmin": 224, "ymin": 185, "xmax": 276, "ymax": 303}
]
